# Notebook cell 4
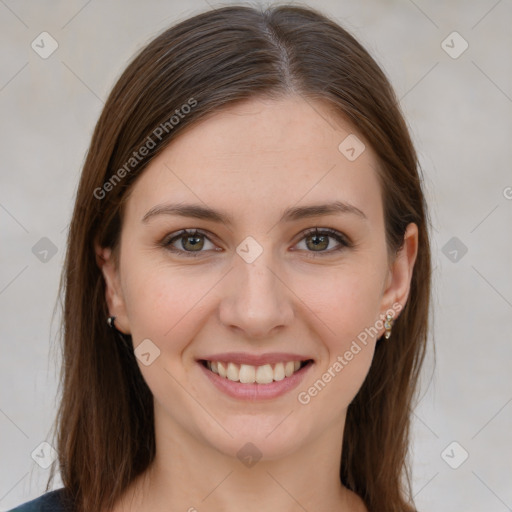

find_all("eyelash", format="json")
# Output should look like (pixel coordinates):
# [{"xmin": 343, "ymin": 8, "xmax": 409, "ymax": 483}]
[{"xmin": 160, "ymin": 227, "xmax": 352, "ymax": 258}]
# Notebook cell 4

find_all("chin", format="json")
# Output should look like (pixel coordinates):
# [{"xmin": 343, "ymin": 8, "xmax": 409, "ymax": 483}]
[{"xmin": 201, "ymin": 416, "xmax": 310, "ymax": 463}]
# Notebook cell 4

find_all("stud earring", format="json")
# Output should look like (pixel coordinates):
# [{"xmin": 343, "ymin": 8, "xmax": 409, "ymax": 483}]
[{"xmin": 384, "ymin": 314, "xmax": 394, "ymax": 339}]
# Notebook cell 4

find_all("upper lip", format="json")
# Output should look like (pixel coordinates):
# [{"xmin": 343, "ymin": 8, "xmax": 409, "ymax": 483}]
[{"xmin": 198, "ymin": 352, "xmax": 313, "ymax": 366}]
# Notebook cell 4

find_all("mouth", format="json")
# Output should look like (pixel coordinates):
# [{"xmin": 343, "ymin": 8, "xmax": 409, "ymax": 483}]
[
  {"xmin": 197, "ymin": 356, "xmax": 314, "ymax": 400},
  {"xmin": 199, "ymin": 359, "xmax": 313, "ymax": 384}
]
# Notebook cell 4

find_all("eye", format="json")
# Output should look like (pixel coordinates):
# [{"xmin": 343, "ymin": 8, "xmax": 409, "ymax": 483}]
[
  {"xmin": 293, "ymin": 227, "xmax": 352, "ymax": 256},
  {"xmin": 162, "ymin": 229, "xmax": 218, "ymax": 257}
]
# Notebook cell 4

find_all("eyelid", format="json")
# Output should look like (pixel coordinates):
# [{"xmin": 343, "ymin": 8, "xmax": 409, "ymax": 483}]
[{"xmin": 161, "ymin": 227, "xmax": 352, "ymax": 257}]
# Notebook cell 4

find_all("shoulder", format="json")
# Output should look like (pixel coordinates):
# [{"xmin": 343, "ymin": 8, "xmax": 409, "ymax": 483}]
[{"xmin": 6, "ymin": 488, "xmax": 72, "ymax": 512}]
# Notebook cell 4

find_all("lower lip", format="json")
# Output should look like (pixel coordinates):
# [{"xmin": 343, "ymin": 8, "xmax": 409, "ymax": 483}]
[{"xmin": 198, "ymin": 361, "xmax": 313, "ymax": 400}]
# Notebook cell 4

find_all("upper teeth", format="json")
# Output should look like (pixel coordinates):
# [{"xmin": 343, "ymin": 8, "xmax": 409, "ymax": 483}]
[{"xmin": 206, "ymin": 361, "xmax": 303, "ymax": 384}]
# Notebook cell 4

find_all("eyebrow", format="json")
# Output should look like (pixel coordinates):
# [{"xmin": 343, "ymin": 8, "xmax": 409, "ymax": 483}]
[{"xmin": 142, "ymin": 200, "xmax": 367, "ymax": 225}]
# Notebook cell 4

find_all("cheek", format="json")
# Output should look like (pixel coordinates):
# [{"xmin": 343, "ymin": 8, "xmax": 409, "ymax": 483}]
[
  {"xmin": 122, "ymin": 260, "xmax": 220, "ymax": 351},
  {"xmin": 292, "ymin": 264, "xmax": 386, "ymax": 408},
  {"xmin": 298, "ymin": 263, "xmax": 386, "ymax": 344},
  {"xmin": 121, "ymin": 264, "xmax": 215, "ymax": 409}
]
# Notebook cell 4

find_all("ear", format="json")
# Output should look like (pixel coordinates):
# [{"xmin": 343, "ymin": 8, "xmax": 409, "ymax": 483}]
[
  {"xmin": 378, "ymin": 222, "xmax": 419, "ymax": 334},
  {"xmin": 95, "ymin": 243, "xmax": 131, "ymax": 335}
]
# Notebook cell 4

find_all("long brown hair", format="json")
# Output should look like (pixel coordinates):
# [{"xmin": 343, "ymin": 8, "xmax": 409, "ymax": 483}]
[{"xmin": 46, "ymin": 4, "xmax": 432, "ymax": 511}]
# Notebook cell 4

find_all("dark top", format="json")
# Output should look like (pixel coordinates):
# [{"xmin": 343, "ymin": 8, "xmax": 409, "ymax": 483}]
[{"xmin": 7, "ymin": 488, "xmax": 72, "ymax": 512}]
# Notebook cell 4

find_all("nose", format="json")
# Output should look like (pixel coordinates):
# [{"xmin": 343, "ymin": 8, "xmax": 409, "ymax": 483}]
[{"xmin": 218, "ymin": 252, "xmax": 294, "ymax": 339}]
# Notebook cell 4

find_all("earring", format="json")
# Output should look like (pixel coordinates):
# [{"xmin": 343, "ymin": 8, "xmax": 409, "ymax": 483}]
[
  {"xmin": 107, "ymin": 315, "xmax": 132, "ymax": 352},
  {"xmin": 384, "ymin": 314, "xmax": 394, "ymax": 339},
  {"xmin": 108, "ymin": 315, "xmax": 125, "ymax": 335}
]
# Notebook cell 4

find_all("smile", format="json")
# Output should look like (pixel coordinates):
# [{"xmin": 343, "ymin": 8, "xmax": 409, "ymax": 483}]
[
  {"xmin": 198, "ymin": 356, "xmax": 314, "ymax": 400},
  {"xmin": 201, "ymin": 360, "xmax": 311, "ymax": 384}
]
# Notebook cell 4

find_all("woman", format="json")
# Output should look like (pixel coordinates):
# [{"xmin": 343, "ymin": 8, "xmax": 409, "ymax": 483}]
[{"xmin": 10, "ymin": 4, "xmax": 431, "ymax": 512}]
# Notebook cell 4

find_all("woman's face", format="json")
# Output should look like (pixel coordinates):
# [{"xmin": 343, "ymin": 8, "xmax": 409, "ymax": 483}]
[{"xmin": 98, "ymin": 95, "xmax": 417, "ymax": 461}]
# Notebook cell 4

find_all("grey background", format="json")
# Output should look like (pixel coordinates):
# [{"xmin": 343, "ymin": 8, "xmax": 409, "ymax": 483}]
[{"xmin": 1, "ymin": 0, "xmax": 511, "ymax": 510}]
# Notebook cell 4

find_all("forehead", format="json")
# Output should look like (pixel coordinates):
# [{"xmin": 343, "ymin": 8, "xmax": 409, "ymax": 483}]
[{"xmin": 124, "ymin": 96, "xmax": 384, "ymax": 227}]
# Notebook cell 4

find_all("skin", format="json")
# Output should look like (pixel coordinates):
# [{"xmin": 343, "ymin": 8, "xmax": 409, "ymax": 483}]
[{"xmin": 96, "ymin": 95, "xmax": 418, "ymax": 512}]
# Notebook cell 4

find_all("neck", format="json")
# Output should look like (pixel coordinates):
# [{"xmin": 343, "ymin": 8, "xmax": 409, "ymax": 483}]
[{"xmin": 116, "ymin": 408, "xmax": 367, "ymax": 512}]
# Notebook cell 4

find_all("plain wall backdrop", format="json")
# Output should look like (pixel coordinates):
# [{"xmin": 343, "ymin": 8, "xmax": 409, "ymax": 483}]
[{"xmin": 1, "ymin": 0, "xmax": 511, "ymax": 510}]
